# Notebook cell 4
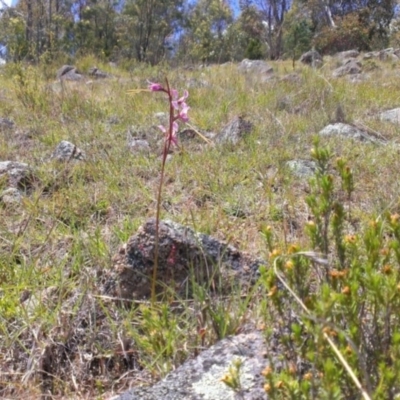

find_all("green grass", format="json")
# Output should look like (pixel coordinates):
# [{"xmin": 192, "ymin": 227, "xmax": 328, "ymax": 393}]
[{"xmin": 1, "ymin": 56, "xmax": 400, "ymax": 399}]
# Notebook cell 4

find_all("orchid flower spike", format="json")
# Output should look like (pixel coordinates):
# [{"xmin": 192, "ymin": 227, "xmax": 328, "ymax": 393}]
[{"xmin": 148, "ymin": 81, "xmax": 164, "ymax": 92}]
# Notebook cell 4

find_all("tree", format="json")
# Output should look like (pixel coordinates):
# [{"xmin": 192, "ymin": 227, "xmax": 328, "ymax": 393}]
[
  {"xmin": 72, "ymin": 0, "xmax": 118, "ymax": 58},
  {"xmin": 117, "ymin": 0, "xmax": 185, "ymax": 64},
  {"xmin": 254, "ymin": 0, "xmax": 291, "ymax": 59},
  {"xmin": 178, "ymin": 0, "xmax": 233, "ymax": 63},
  {"xmin": 284, "ymin": 19, "xmax": 312, "ymax": 67}
]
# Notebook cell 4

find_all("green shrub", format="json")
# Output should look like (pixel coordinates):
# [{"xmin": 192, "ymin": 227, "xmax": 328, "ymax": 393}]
[
  {"xmin": 262, "ymin": 139, "xmax": 400, "ymax": 399},
  {"xmin": 314, "ymin": 13, "xmax": 371, "ymax": 55},
  {"xmin": 283, "ymin": 20, "xmax": 313, "ymax": 67},
  {"xmin": 244, "ymin": 38, "xmax": 265, "ymax": 60}
]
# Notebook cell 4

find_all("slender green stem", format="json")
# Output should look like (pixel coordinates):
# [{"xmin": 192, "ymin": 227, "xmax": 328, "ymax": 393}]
[{"xmin": 151, "ymin": 78, "xmax": 174, "ymax": 305}]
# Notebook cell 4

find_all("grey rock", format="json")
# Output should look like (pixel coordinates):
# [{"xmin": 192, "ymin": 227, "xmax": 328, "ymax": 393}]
[
  {"xmin": 0, "ymin": 117, "xmax": 14, "ymax": 130},
  {"xmin": 56, "ymin": 65, "xmax": 83, "ymax": 81},
  {"xmin": 347, "ymin": 73, "xmax": 368, "ymax": 83},
  {"xmin": 186, "ymin": 78, "xmax": 210, "ymax": 88},
  {"xmin": 238, "ymin": 59, "xmax": 273, "ymax": 77},
  {"xmin": 363, "ymin": 52, "xmax": 376, "ymax": 60},
  {"xmin": 52, "ymin": 140, "xmax": 86, "ymax": 161},
  {"xmin": 153, "ymin": 112, "xmax": 169, "ymax": 126},
  {"xmin": 332, "ymin": 60, "xmax": 362, "ymax": 77},
  {"xmin": 88, "ymin": 66, "xmax": 110, "ymax": 79},
  {"xmin": 0, "ymin": 161, "xmax": 36, "ymax": 190},
  {"xmin": 215, "ymin": 116, "xmax": 253, "ymax": 146},
  {"xmin": 0, "ymin": 187, "xmax": 22, "ymax": 205},
  {"xmin": 107, "ymin": 115, "xmax": 120, "ymax": 125},
  {"xmin": 108, "ymin": 218, "xmax": 264, "ymax": 301},
  {"xmin": 319, "ymin": 123, "xmax": 381, "ymax": 143},
  {"xmin": 299, "ymin": 50, "xmax": 322, "ymax": 67},
  {"xmin": 280, "ymin": 73, "xmax": 301, "ymax": 84},
  {"xmin": 380, "ymin": 108, "xmax": 400, "ymax": 124},
  {"xmin": 127, "ymin": 138, "xmax": 151, "ymax": 154},
  {"xmin": 336, "ymin": 50, "xmax": 360, "ymax": 60},
  {"xmin": 379, "ymin": 48, "xmax": 394, "ymax": 61},
  {"xmin": 111, "ymin": 330, "xmax": 269, "ymax": 400},
  {"xmin": 286, "ymin": 160, "xmax": 317, "ymax": 178},
  {"xmin": 394, "ymin": 48, "xmax": 400, "ymax": 58},
  {"xmin": 56, "ymin": 65, "xmax": 75, "ymax": 79}
]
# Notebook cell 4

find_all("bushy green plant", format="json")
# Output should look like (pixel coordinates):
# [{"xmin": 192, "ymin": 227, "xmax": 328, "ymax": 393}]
[
  {"xmin": 262, "ymin": 139, "xmax": 400, "ymax": 399},
  {"xmin": 283, "ymin": 20, "xmax": 313, "ymax": 68},
  {"xmin": 314, "ymin": 13, "xmax": 371, "ymax": 55},
  {"xmin": 244, "ymin": 38, "xmax": 265, "ymax": 60}
]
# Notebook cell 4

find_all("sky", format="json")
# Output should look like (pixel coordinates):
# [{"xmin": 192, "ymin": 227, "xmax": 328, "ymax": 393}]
[
  {"xmin": 2, "ymin": 0, "xmax": 19, "ymax": 6},
  {"xmin": 3, "ymin": 0, "xmax": 240, "ymax": 13}
]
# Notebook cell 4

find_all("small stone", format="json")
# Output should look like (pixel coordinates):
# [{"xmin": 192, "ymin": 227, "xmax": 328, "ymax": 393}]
[
  {"xmin": 56, "ymin": 65, "xmax": 83, "ymax": 81},
  {"xmin": 0, "ymin": 161, "xmax": 36, "ymax": 190},
  {"xmin": 52, "ymin": 140, "xmax": 86, "ymax": 161},
  {"xmin": 299, "ymin": 50, "xmax": 323, "ymax": 67},
  {"xmin": 127, "ymin": 138, "xmax": 151, "ymax": 154},
  {"xmin": 215, "ymin": 116, "xmax": 253, "ymax": 146},
  {"xmin": 0, "ymin": 117, "xmax": 14, "ymax": 130},
  {"xmin": 88, "ymin": 67, "xmax": 110, "ymax": 79},
  {"xmin": 1, "ymin": 187, "xmax": 22, "ymax": 205},
  {"xmin": 286, "ymin": 160, "xmax": 317, "ymax": 178},
  {"xmin": 319, "ymin": 123, "xmax": 382, "ymax": 143},
  {"xmin": 380, "ymin": 108, "xmax": 400, "ymax": 124},
  {"xmin": 332, "ymin": 60, "xmax": 362, "ymax": 78},
  {"xmin": 238, "ymin": 59, "xmax": 274, "ymax": 82}
]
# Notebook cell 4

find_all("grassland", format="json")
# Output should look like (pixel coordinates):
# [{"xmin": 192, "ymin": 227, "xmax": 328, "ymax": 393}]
[{"xmin": 2, "ymin": 55, "xmax": 400, "ymax": 399}]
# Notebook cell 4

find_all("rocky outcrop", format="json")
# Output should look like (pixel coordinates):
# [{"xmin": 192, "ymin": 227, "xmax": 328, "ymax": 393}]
[
  {"xmin": 319, "ymin": 123, "xmax": 384, "ymax": 144},
  {"xmin": 88, "ymin": 67, "xmax": 111, "ymax": 79},
  {"xmin": 110, "ymin": 330, "xmax": 269, "ymax": 400},
  {"xmin": 56, "ymin": 65, "xmax": 83, "ymax": 81},
  {"xmin": 107, "ymin": 219, "xmax": 264, "ymax": 301},
  {"xmin": 238, "ymin": 59, "xmax": 273, "ymax": 75},
  {"xmin": 299, "ymin": 50, "xmax": 322, "ymax": 68},
  {"xmin": 332, "ymin": 59, "xmax": 362, "ymax": 78},
  {"xmin": 335, "ymin": 50, "xmax": 360, "ymax": 60},
  {"xmin": 238, "ymin": 59, "xmax": 274, "ymax": 82}
]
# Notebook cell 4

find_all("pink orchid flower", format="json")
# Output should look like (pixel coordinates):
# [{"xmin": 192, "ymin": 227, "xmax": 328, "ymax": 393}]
[
  {"xmin": 148, "ymin": 81, "xmax": 164, "ymax": 92},
  {"xmin": 178, "ymin": 103, "xmax": 190, "ymax": 122},
  {"xmin": 158, "ymin": 122, "xmax": 179, "ymax": 146},
  {"xmin": 171, "ymin": 90, "xmax": 189, "ymax": 110}
]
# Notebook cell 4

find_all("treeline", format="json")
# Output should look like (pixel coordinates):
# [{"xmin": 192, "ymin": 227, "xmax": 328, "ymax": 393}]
[{"xmin": 0, "ymin": 0, "xmax": 399, "ymax": 64}]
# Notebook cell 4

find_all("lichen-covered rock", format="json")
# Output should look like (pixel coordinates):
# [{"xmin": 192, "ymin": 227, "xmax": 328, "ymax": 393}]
[
  {"xmin": 319, "ymin": 123, "xmax": 382, "ymax": 143},
  {"xmin": 215, "ymin": 116, "xmax": 253, "ymax": 146},
  {"xmin": 0, "ymin": 187, "xmax": 22, "ymax": 205},
  {"xmin": 108, "ymin": 219, "xmax": 264, "ymax": 301},
  {"xmin": 332, "ymin": 60, "xmax": 362, "ymax": 78},
  {"xmin": 127, "ymin": 138, "xmax": 151, "ymax": 154},
  {"xmin": 0, "ymin": 161, "xmax": 36, "ymax": 190},
  {"xmin": 88, "ymin": 67, "xmax": 110, "ymax": 79},
  {"xmin": 111, "ymin": 330, "xmax": 269, "ymax": 400},
  {"xmin": 335, "ymin": 49, "xmax": 360, "ymax": 60},
  {"xmin": 286, "ymin": 160, "xmax": 317, "ymax": 178},
  {"xmin": 299, "ymin": 50, "xmax": 322, "ymax": 67},
  {"xmin": 238, "ymin": 59, "xmax": 273, "ymax": 76},
  {"xmin": 52, "ymin": 140, "xmax": 86, "ymax": 161},
  {"xmin": 56, "ymin": 65, "xmax": 83, "ymax": 81},
  {"xmin": 380, "ymin": 108, "xmax": 400, "ymax": 124}
]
